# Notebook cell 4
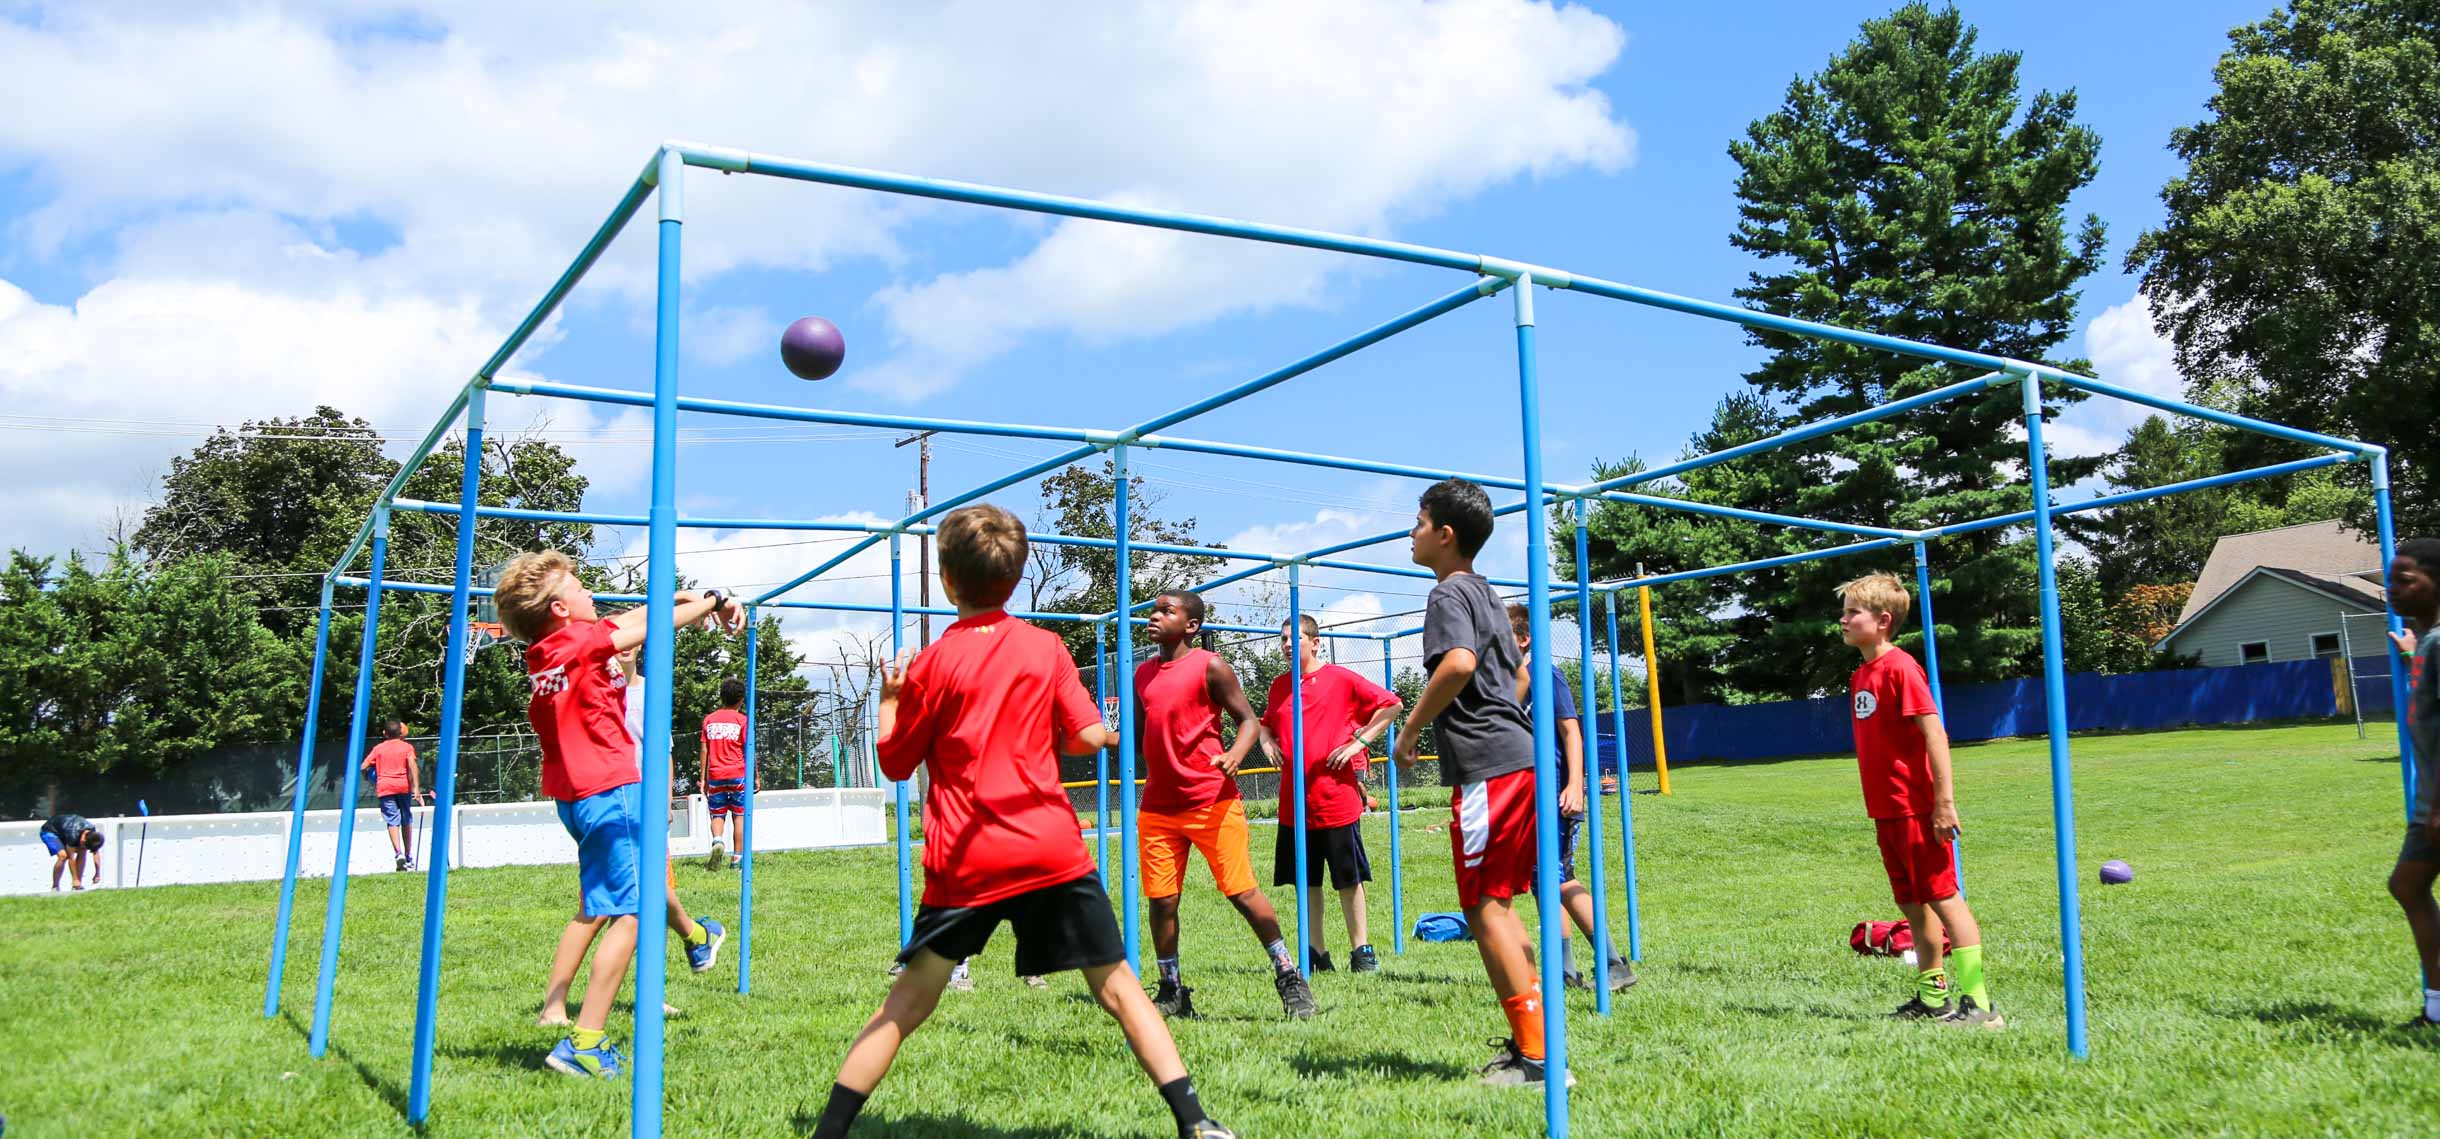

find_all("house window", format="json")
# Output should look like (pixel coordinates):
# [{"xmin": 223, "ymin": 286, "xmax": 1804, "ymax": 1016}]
[
  {"xmin": 2239, "ymin": 641, "xmax": 2270, "ymax": 666},
  {"xmin": 2311, "ymin": 633, "xmax": 2342, "ymax": 659}
]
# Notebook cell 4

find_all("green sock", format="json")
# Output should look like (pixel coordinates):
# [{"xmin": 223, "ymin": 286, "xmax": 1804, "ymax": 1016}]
[
  {"xmin": 570, "ymin": 1026, "xmax": 606, "ymax": 1051},
  {"xmin": 1916, "ymin": 967, "xmax": 1950, "ymax": 1004},
  {"xmin": 686, "ymin": 920, "xmax": 709, "ymax": 947},
  {"xmin": 1949, "ymin": 944, "xmax": 1988, "ymax": 1006}
]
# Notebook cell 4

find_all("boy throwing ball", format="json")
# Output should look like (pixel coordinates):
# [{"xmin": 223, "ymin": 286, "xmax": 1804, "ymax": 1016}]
[
  {"xmin": 1838, "ymin": 572, "xmax": 1999, "ymax": 1029},
  {"xmin": 808, "ymin": 504, "xmax": 1231, "ymax": 1139}
]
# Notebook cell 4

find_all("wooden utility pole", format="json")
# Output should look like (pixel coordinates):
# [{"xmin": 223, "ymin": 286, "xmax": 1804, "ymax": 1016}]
[{"xmin": 896, "ymin": 431, "xmax": 936, "ymax": 647}]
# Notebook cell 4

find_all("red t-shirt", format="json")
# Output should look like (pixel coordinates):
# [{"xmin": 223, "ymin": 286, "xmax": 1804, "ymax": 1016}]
[
  {"xmin": 1849, "ymin": 647, "xmax": 1939, "ymax": 819},
  {"xmin": 701, "ymin": 707, "xmax": 748, "ymax": 782},
  {"xmin": 365, "ymin": 739, "xmax": 416, "ymax": 797},
  {"xmin": 1135, "ymin": 648, "xmax": 1241, "ymax": 814},
  {"xmin": 1262, "ymin": 664, "xmax": 1400, "ymax": 829},
  {"xmin": 877, "ymin": 611, "xmax": 1101, "ymax": 907},
  {"xmin": 526, "ymin": 619, "xmax": 641, "ymax": 803}
]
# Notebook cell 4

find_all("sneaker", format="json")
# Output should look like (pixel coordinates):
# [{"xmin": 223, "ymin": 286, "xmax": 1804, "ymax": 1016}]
[
  {"xmin": 1563, "ymin": 969, "xmax": 1589, "ymax": 991},
  {"xmin": 1890, "ymin": 993, "xmax": 1955, "ymax": 1021},
  {"xmin": 1179, "ymin": 1120, "xmax": 1237, "ymax": 1139},
  {"xmin": 686, "ymin": 917, "xmax": 726, "ymax": 973},
  {"xmin": 1306, "ymin": 948, "xmax": 1334, "ymax": 974},
  {"xmin": 1606, "ymin": 957, "xmax": 1638, "ymax": 992},
  {"xmin": 704, "ymin": 841, "xmax": 725, "ymax": 871},
  {"xmin": 1939, "ymin": 995, "xmax": 2006, "ymax": 1030},
  {"xmin": 1152, "ymin": 977, "xmax": 1197, "ymax": 1018},
  {"xmin": 1349, "ymin": 945, "xmax": 1380, "ymax": 974},
  {"xmin": 1476, "ymin": 1038, "xmax": 1576, "ymax": 1088},
  {"xmin": 1274, "ymin": 967, "xmax": 1319, "ymax": 1019},
  {"xmin": 545, "ymin": 1036, "xmax": 625, "ymax": 1079},
  {"xmin": 729, "ymin": 855, "xmax": 743, "ymax": 868},
  {"xmin": 1022, "ymin": 974, "xmax": 1049, "ymax": 989},
  {"xmin": 394, "ymin": 855, "xmax": 409, "ymax": 872},
  {"xmin": 948, "ymin": 962, "xmax": 975, "ymax": 992}
]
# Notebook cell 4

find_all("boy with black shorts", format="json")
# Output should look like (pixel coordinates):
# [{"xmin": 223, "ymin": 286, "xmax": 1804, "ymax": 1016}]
[
  {"xmin": 1134, "ymin": 589, "xmax": 1317, "ymax": 1019},
  {"xmin": 362, "ymin": 721, "xmax": 425, "ymax": 872},
  {"xmin": 1391, "ymin": 478, "xmax": 1564, "ymax": 1087},
  {"xmin": 1509, "ymin": 605, "xmax": 1634, "ymax": 993},
  {"xmin": 807, "ymin": 504, "xmax": 1231, "ymax": 1139},
  {"xmin": 494, "ymin": 554, "xmax": 737, "ymax": 1077},
  {"xmin": 700, "ymin": 677, "xmax": 749, "ymax": 869},
  {"xmin": 1840, "ymin": 572, "xmax": 2000, "ymax": 1029},
  {"xmin": 2382, "ymin": 538, "xmax": 2440, "ymax": 1028},
  {"xmin": 1260, "ymin": 613, "xmax": 1400, "ymax": 973}
]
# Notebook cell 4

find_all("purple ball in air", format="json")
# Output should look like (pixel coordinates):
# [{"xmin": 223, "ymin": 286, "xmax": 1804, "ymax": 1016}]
[
  {"xmin": 2099, "ymin": 859, "xmax": 2133, "ymax": 885},
  {"xmin": 780, "ymin": 316, "xmax": 846, "ymax": 381}
]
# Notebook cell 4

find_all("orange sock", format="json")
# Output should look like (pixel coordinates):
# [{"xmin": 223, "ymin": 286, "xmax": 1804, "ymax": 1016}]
[{"xmin": 1502, "ymin": 985, "xmax": 1546, "ymax": 1061}]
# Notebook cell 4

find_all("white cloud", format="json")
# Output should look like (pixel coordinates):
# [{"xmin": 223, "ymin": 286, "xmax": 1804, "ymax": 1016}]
[{"xmin": 2050, "ymin": 293, "xmax": 2186, "ymax": 459}]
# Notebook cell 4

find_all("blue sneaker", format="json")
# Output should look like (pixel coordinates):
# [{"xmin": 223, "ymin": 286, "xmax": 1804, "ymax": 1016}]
[
  {"xmin": 546, "ymin": 1036, "xmax": 625, "ymax": 1079},
  {"xmin": 687, "ymin": 917, "xmax": 726, "ymax": 973}
]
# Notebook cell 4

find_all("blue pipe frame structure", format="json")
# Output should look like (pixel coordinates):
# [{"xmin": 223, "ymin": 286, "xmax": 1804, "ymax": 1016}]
[{"xmin": 259, "ymin": 141, "xmax": 2415, "ymax": 1139}]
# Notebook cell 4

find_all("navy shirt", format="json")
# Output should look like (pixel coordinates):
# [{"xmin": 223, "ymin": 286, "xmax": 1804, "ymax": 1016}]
[{"xmin": 42, "ymin": 814, "xmax": 94, "ymax": 845}]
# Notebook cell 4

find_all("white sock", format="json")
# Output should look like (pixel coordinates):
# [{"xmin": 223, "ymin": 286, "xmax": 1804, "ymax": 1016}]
[{"xmin": 2424, "ymin": 987, "xmax": 2440, "ymax": 1021}]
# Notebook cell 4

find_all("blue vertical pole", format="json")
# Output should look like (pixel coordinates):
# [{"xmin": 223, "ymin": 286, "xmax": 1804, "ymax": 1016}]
[
  {"xmin": 739, "ymin": 613, "xmax": 759, "ymax": 995},
  {"xmin": 264, "ymin": 583, "xmax": 335, "ymax": 1017},
  {"xmin": 1096, "ymin": 622, "xmax": 1111, "ymax": 877},
  {"xmin": 1290, "ymin": 563, "xmax": 1310, "ymax": 975},
  {"xmin": 1574, "ymin": 501, "xmax": 1611, "ymax": 1014},
  {"xmin": 891, "ymin": 533, "xmax": 912, "ymax": 947},
  {"xmin": 309, "ymin": 508, "xmax": 388, "ymax": 1058},
  {"xmin": 1913, "ymin": 542, "xmax": 1962, "ymax": 898},
  {"xmin": 2375, "ymin": 455, "xmax": 2417, "ymax": 821},
  {"xmin": 406, "ymin": 389, "xmax": 487, "ymax": 1123},
  {"xmin": 1511, "ymin": 279, "xmax": 1569, "ymax": 1134},
  {"xmin": 1603, "ymin": 592, "xmax": 1641, "ymax": 962},
  {"xmin": 632, "ymin": 146, "xmax": 687, "ymax": 1139},
  {"xmin": 1381, "ymin": 638, "xmax": 1404, "ymax": 955},
  {"xmin": 1114, "ymin": 445, "xmax": 1141, "ymax": 966},
  {"xmin": 2020, "ymin": 372, "xmax": 2089, "ymax": 1058}
]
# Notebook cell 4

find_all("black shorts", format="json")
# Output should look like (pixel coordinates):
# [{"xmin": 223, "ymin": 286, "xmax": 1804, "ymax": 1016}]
[
  {"xmin": 896, "ymin": 873, "xmax": 1125, "ymax": 977},
  {"xmin": 1273, "ymin": 822, "xmax": 1372, "ymax": 890},
  {"xmin": 2404, "ymin": 824, "xmax": 2440, "ymax": 865}
]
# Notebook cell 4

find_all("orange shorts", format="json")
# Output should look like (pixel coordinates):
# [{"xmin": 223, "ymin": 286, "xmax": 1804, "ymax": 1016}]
[{"xmin": 1138, "ymin": 798, "xmax": 1256, "ymax": 898}]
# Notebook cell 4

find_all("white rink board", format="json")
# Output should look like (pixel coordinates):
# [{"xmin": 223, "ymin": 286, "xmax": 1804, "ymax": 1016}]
[{"xmin": 1, "ymin": 787, "xmax": 888, "ymax": 896}]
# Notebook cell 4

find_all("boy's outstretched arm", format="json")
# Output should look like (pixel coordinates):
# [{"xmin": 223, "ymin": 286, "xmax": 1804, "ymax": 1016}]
[
  {"xmin": 1392, "ymin": 649, "xmax": 1474, "ymax": 765},
  {"xmin": 1205, "ymin": 657, "xmax": 1261, "ymax": 776},
  {"xmin": 1917, "ymin": 713, "xmax": 1960, "ymax": 836},
  {"xmin": 607, "ymin": 589, "xmax": 744, "ymax": 651}
]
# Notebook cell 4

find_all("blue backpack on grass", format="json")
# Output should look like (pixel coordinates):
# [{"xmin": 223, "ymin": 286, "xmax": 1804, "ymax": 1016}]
[{"xmin": 1413, "ymin": 912, "xmax": 1471, "ymax": 942}]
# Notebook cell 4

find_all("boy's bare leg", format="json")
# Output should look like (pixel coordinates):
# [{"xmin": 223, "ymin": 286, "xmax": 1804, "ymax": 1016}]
[
  {"xmin": 1925, "ymin": 895, "xmax": 1978, "ymax": 955},
  {"xmin": 1467, "ymin": 897, "xmax": 1536, "ymax": 1001},
  {"xmin": 575, "ymin": 915, "xmax": 639, "ymax": 1035},
  {"xmin": 1225, "ymin": 888, "xmax": 1290, "ymax": 957},
  {"xmin": 1560, "ymin": 881, "xmax": 1600, "ymax": 943},
  {"xmin": 1897, "ymin": 901, "xmax": 1947, "ymax": 973},
  {"xmin": 386, "ymin": 823, "xmax": 407, "ymax": 857},
  {"xmin": 835, "ymin": 948, "xmax": 959, "ymax": 1092},
  {"xmin": 540, "ymin": 912, "xmax": 608, "ymax": 1024},
  {"xmin": 1084, "ymin": 961, "xmax": 1190, "ymax": 1085},
  {"xmin": 1338, "ymin": 884, "xmax": 1369, "ymax": 950},
  {"xmin": 1149, "ymin": 893, "xmax": 1185, "ymax": 961},
  {"xmin": 664, "ymin": 875, "xmax": 701, "ymax": 942},
  {"xmin": 53, "ymin": 852, "xmax": 69, "ymax": 890},
  {"xmin": 2393, "ymin": 859, "xmax": 2440, "ymax": 988}
]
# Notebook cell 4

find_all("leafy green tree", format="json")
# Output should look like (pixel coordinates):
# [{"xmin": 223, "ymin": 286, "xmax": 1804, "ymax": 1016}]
[
  {"xmin": 2090, "ymin": 414, "xmax": 2372, "ymax": 599},
  {"xmin": 2125, "ymin": 0, "xmax": 2440, "ymax": 536},
  {"xmin": 1026, "ymin": 458, "xmax": 1226, "ymax": 667}
]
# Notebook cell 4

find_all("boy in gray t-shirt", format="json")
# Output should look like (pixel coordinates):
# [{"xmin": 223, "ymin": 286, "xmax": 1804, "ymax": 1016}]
[
  {"xmin": 2386, "ymin": 537, "xmax": 2440, "ymax": 1028},
  {"xmin": 1393, "ymin": 478, "xmax": 1560, "ymax": 1088}
]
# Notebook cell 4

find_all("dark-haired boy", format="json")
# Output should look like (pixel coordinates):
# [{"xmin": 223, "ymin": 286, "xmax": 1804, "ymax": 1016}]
[
  {"xmin": 2384, "ymin": 537, "xmax": 2440, "ymax": 1028},
  {"xmin": 1392, "ymin": 478, "xmax": 1564, "ymax": 1087},
  {"xmin": 1136, "ymin": 589, "xmax": 1318, "ymax": 1019},
  {"xmin": 808, "ymin": 504, "xmax": 1232, "ymax": 1139},
  {"xmin": 1260, "ymin": 613, "xmax": 1400, "ymax": 973},
  {"xmin": 701, "ymin": 677, "xmax": 750, "ymax": 869},
  {"xmin": 362, "ymin": 721, "xmax": 425, "ymax": 872}
]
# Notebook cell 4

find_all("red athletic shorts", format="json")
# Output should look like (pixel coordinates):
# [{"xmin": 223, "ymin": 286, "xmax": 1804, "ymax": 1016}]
[
  {"xmin": 1874, "ymin": 815, "xmax": 1959, "ymax": 906},
  {"xmin": 1450, "ymin": 769, "xmax": 1537, "ymax": 908}
]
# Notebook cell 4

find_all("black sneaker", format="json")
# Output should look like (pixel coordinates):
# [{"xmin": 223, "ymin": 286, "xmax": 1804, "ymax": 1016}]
[
  {"xmin": 1275, "ymin": 967, "xmax": 1319, "ymax": 1019},
  {"xmin": 1606, "ymin": 957, "xmax": 1638, "ymax": 991},
  {"xmin": 1563, "ymin": 969, "xmax": 1589, "ymax": 991},
  {"xmin": 394, "ymin": 855, "xmax": 409, "ymax": 873},
  {"xmin": 1890, "ymin": 992, "xmax": 1955, "ymax": 1020},
  {"xmin": 1152, "ymin": 978, "xmax": 1197, "ymax": 1018},
  {"xmin": 1180, "ymin": 1120, "xmax": 1237, "ymax": 1139},
  {"xmin": 1476, "ymin": 1037, "xmax": 1576, "ymax": 1088},
  {"xmin": 1307, "ymin": 948, "xmax": 1334, "ymax": 974},
  {"xmin": 1939, "ymin": 995, "xmax": 2006, "ymax": 1030},
  {"xmin": 1349, "ymin": 945, "xmax": 1380, "ymax": 974}
]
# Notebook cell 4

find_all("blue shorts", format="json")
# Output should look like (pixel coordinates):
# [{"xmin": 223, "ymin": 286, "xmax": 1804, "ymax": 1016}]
[
  {"xmin": 556, "ymin": 782, "xmax": 643, "ymax": 919},
  {"xmin": 706, "ymin": 778, "xmax": 746, "ymax": 816},
  {"xmin": 378, "ymin": 793, "xmax": 416, "ymax": 828},
  {"xmin": 41, "ymin": 831, "xmax": 63, "ymax": 855}
]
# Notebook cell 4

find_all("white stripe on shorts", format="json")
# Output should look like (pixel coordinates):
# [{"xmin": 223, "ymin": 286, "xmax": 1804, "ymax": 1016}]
[{"xmin": 1458, "ymin": 780, "xmax": 1489, "ymax": 868}]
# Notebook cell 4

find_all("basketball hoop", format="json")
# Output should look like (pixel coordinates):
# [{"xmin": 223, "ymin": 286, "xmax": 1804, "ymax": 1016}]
[{"xmin": 465, "ymin": 621, "xmax": 508, "ymax": 664}]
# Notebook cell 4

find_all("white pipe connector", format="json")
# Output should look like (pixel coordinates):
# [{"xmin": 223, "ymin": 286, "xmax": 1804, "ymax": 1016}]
[
  {"xmin": 1477, "ymin": 256, "xmax": 1573, "ymax": 289},
  {"xmin": 666, "ymin": 140, "xmax": 751, "ymax": 173}
]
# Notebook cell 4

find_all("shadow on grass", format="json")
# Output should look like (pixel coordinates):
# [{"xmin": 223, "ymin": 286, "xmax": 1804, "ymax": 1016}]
[
  {"xmin": 279, "ymin": 1011, "xmax": 411, "ymax": 1123},
  {"xmin": 437, "ymin": 1036, "xmax": 550, "ymax": 1072},
  {"xmin": 1287, "ymin": 1048, "xmax": 1471, "ymax": 1082},
  {"xmin": 2221, "ymin": 998, "xmax": 2435, "ymax": 1042},
  {"xmin": 789, "ymin": 1107, "xmax": 1088, "ymax": 1138}
]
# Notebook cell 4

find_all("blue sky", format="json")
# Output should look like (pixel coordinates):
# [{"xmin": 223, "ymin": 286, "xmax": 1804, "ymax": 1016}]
[{"xmin": 0, "ymin": 1, "xmax": 2272, "ymax": 668}]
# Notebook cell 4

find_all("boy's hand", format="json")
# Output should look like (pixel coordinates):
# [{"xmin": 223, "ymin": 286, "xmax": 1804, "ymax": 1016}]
[
  {"xmin": 878, "ymin": 649, "xmax": 916, "ymax": 701},
  {"xmin": 1325, "ymin": 740, "xmax": 1365, "ymax": 770},
  {"xmin": 2395, "ymin": 629, "xmax": 2419, "ymax": 656},
  {"xmin": 1392, "ymin": 723, "xmax": 1421, "ymax": 766},
  {"xmin": 1213, "ymin": 749, "xmax": 1244, "ymax": 776},
  {"xmin": 1932, "ymin": 802, "xmax": 1961, "ymax": 839},
  {"xmin": 1559, "ymin": 782, "xmax": 1586, "ymax": 817}
]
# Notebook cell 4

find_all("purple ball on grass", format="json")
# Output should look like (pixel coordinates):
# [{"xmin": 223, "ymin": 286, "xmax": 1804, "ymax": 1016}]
[
  {"xmin": 2099, "ymin": 859, "xmax": 2133, "ymax": 885},
  {"xmin": 779, "ymin": 316, "xmax": 847, "ymax": 381}
]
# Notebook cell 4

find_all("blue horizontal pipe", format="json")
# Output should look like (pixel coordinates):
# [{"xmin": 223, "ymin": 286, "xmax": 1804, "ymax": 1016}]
[
  {"xmin": 1615, "ymin": 537, "xmax": 1901, "ymax": 591},
  {"xmin": 1591, "ymin": 373, "xmax": 2003, "ymax": 494},
  {"xmin": 491, "ymin": 379, "xmax": 1110, "ymax": 446},
  {"xmin": 1922, "ymin": 453, "xmax": 2357, "ymax": 540},
  {"xmin": 1568, "ymin": 274, "xmax": 2031, "ymax": 375},
  {"xmin": 2049, "ymin": 372, "xmax": 2376, "ymax": 457}
]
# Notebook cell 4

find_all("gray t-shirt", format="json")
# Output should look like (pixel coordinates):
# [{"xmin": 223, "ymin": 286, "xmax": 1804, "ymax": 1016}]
[
  {"xmin": 2412, "ymin": 628, "xmax": 2440, "ymax": 827},
  {"xmin": 1422, "ymin": 572, "xmax": 1534, "ymax": 786}
]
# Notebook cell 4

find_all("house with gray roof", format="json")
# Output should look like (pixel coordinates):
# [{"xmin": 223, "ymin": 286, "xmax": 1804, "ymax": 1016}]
[{"xmin": 2153, "ymin": 520, "xmax": 2386, "ymax": 667}]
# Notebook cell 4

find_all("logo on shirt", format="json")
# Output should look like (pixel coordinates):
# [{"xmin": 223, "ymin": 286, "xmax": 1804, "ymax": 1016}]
[
  {"xmin": 530, "ymin": 664, "xmax": 568, "ymax": 698},
  {"xmin": 1853, "ymin": 690, "xmax": 1877, "ymax": 720},
  {"xmin": 705, "ymin": 722, "xmax": 744, "ymax": 743}
]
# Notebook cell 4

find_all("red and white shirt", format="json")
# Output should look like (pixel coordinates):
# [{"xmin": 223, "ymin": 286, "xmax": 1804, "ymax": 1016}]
[
  {"xmin": 526, "ymin": 619, "xmax": 641, "ymax": 803},
  {"xmin": 1849, "ymin": 647, "xmax": 1939, "ymax": 820},
  {"xmin": 701, "ymin": 708, "xmax": 748, "ymax": 782},
  {"xmin": 1262, "ymin": 664, "xmax": 1400, "ymax": 829}
]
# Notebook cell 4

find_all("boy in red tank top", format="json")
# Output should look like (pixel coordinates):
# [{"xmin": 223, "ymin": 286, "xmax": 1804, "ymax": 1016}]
[
  {"xmin": 1134, "ymin": 590, "xmax": 1318, "ymax": 1021},
  {"xmin": 1840, "ymin": 572, "xmax": 2000, "ymax": 1030}
]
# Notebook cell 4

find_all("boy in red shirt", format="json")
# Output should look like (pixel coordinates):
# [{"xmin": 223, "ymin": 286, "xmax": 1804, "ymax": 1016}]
[
  {"xmin": 700, "ymin": 677, "xmax": 749, "ymax": 869},
  {"xmin": 494, "ymin": 552, "xmax": 739, "ymax": 1077},
  {"xmin": 1392, "ymin": 479, "xmax": 1561, "ymax": 1087},
  {"xmin": 1259, "ymin": 613, "xmax": 1401, "ymax": 974},
  {"xmin": 361, "ymin": 720, "xmax": 426, "ymax": 872},
  {"xmin": 808, "ymin": 504, "xmax": 1231, "ymax": 1139},
  {"xmin": 1839, "ymin": 572, "xmax": 2000, "ymax": 1029},
  {"xmin": 1135, "ymin": 589, "xmax": 1318, "ymax": 1020}
]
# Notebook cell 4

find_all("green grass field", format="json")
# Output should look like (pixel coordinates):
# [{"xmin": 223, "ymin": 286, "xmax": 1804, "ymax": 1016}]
[{"xmin": 4, "ymin": 722, "xmax": 2434, "ymax": 1137}]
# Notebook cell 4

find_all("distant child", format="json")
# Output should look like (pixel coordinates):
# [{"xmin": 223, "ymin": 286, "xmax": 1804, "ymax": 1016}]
[
  {"xmin": 494, "ymin": 557, "xmax": 736, "ymax": 1076},
  {"xmin": 2383, "ymin": 538, "xmax": 2440, "ymax": 1028},
  {"xmin": 1391, "ymin": 478, "xmax": 1564, "ymax": 1088},
  {"xmin": 1507, "ymin": 604, "xmax": 1634, "ymax": 993},
  {"xmin": 362, "ymin": 721, "xmax": 426, "ymax": 872},
  {"xmin": 1134, "ymin": 588, "xmax": 1317, "ymax": 1021},
  {"xmin": 1838, "ymin": 572, "xmax": 1999, "ymax": 1029},
  {"xmin": 39, "ymin": 813, "xmax": 104, "ymax": 891},
  {"xmin": 1258, "ymin": 613, "xmax": 1401, "ymax": 974},
  {"xmin": 807, "ymin": 503, "xmax": 1232, "ymax": 1139},
  {"xmin": 701, "ymin": 677, "xmax": 750, "ymax": 869}
]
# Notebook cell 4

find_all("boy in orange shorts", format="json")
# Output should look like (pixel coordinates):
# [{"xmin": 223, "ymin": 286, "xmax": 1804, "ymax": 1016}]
[{"xmin": 1136, "ymin": 590, "xmax": 1318, "ymax": 1019}]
